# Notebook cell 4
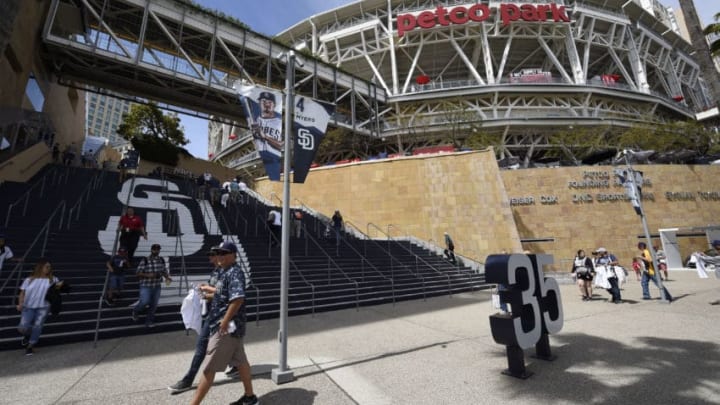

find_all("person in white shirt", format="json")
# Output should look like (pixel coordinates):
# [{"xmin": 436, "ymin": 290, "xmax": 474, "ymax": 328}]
[
  {"xmin": 0, "ymin": 234, "xmax": 22, "ymax": 275},
  {"xmin": 16, "ymin": 259, "xmax": 64, "ymax": 355},
  {"xmin": 267, "ymin": 209, "xmax": 281, "ymax": 247}
]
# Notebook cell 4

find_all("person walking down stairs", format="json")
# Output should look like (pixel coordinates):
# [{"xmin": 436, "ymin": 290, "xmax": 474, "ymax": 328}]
[
  {"xmin": 16, "ymin": 259, "xmax": 65, "ymax": 356},
  {"xmin": 131, "ymin": 244, "xmax": 171, "ymax": 328}
]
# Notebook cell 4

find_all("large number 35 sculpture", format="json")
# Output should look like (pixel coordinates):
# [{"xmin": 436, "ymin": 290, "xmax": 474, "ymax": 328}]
[{"xmin": 485, "ymin": 253, "xmax": 564, "ymax": 378}]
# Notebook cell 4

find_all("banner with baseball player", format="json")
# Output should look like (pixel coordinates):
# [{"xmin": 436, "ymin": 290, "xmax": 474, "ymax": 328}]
[
  {"xmin": 292, "ymin": 96, "xmax": 335, "ymax": 183},
  {"xmin": 237, "ymin": 85, "xmax": 284, "ymax": 181}
]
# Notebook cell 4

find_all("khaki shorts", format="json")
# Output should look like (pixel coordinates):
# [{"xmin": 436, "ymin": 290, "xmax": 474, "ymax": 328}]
[{"xmin": 202, "ymin": 331, "xmax": 248, "ymax": 373}]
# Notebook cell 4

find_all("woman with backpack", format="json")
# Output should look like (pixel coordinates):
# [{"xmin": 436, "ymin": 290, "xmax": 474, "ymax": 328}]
[
  {"xmin": 571, "ymin": 249, "xmax": 595, "ymax": 301},
  {"xmin": 16, "ymin": 259, "xmax": 64, "ymax": 355}
]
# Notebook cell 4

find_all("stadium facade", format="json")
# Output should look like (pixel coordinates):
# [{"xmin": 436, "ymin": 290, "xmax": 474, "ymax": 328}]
[{"xmin": 210, "ymin": 0, "xmax": 717, "ymax": 174}]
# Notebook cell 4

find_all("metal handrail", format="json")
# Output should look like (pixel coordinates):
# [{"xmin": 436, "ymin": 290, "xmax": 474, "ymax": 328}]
[
  {"xmin": 197, "ymin": 195, "xmax": 217, "ymax": 235},
  {"xmin": 217, "ymin": 232, "xmax": 265, "ymax": 323},
  {"xmin": 369, "ymin": 222, "xmax": 453, "ymax": 296},
  {"xmin": 234, "ymin": 208, "xmax": 248, "ymax": 237},
  {"xmin": 387, "ymin": 223, "xmax": 409, "ymax": 240},
  {"xmin": 0, "ymin": 199, "xmax": 67, "ymax": 303},
  {"xmin": 311, "ymin": 222, "xmax": 395, "ymax": 304},
  {"xmin": 247, "ymin": 216, "xmax": 318, "ymax": 317},
  {"xmin": 367, "ymin": 222, "xmax": 442, "ymax": 296},
  {"xmin": 423, "ymin": 237, "xmax": 484, "ymax": 275},
  {"xmin": 66, "ymin": 170, "xmax": 104, "ymax": 227},
  {"xmin": 346, "ymin": 220, "xmax": 410, "ymax": 282},
  {"xmin": 94, "ymin": 174, "xmax": 137, "ymax": 348},
  {"xmin": 292, "ymin": 198, "xmax": 331, "ymax": 236},
  {"xmin": 3, "ymin": 166, "xmax": 58, "ymax": 227},
  {"xmin": 269, "ymin": 192, "xmax": 283, "ymax": 207},
  {"xmin": 301, "ymin": 225, "xmax": 360, "ymax": 311},
  {"xmin": 172, "ymin": 209, "xmax": 189, "ymax": 297}
]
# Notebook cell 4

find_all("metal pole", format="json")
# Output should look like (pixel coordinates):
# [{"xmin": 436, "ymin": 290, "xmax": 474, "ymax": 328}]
[
  {"xmin": 272, "ymin": 51, "xmax": 295, "ymax": 385},
  {"xmin": 624, "ymin": 154, "xmax": 669, "ymax": 303}
]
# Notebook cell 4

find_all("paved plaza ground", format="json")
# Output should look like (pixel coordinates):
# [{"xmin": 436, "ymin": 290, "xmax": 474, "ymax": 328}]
[{"xmin": 1, "ymin": 271, "xmax": 719, "ymax": 405}]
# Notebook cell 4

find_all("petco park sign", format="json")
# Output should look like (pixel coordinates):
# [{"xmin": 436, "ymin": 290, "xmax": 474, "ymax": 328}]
[{"xmin": 396, "ymin": 3, "xmax": 570, "ymax": 37}]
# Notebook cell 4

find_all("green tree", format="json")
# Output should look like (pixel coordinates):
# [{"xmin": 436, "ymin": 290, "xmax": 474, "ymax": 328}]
[
  {"xmin": 703, "ymin": 12, "xmax": 720, "ymax": 57},
  {"xmin": 465, "ymin": 130, "xmax": 505, "ymax": 156},
  {"xmin": 618, "ymin": 121, "xmax": 716, "ymax": 155},
  {"xmin": 117, "ymin": 103, "xmax": 188, "ymax": 146},
  {"xmin": 547, "ymin": 126, "xmax": 612, "ymax": 164},
  {"xmin": 437, "ymin": 98, "xmax": 479, "ymax": 149}
]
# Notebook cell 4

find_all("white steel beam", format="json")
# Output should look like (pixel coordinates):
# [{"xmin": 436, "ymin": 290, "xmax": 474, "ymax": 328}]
[
  {"xmin": 450, "ymin": 38, "xmax": 485, "ymax": 85},
  {"xmin": 537, "ymin": 37, "xmax": 572, "ymax": 83}
]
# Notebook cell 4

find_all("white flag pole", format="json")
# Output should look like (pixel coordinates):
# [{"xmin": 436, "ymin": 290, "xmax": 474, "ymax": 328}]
[{"xmin": 272, "ymin": 50, "xmax": 296, "ymax": 384}]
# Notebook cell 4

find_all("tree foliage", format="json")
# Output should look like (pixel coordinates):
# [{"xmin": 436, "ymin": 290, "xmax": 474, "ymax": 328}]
[
  {"xmin": 617, "ymin": 121, "xmax": 717, "ymax": 154},
  {"xmin": 117, "ymin": 103, "xmax": 188, "ymax": 147},
  {"xmin": 464, "ymin": 130, "xmax": 505, "ymax": 156},
  {"xmin": 437, "ymin": 98, "xmax": 479, "ymax": 148},
  {"xmin": 117, "ymin": 103, "xmax": 191, "ymax": 166}
]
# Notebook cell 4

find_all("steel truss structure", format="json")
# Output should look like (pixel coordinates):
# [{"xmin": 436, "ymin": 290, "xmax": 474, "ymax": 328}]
[
  {"xmin": 40, "ymin": 0, "xmax": 386, "ymax": 172},
  {"xmin": 279, "ymin": 0, "xmax": 715, "ymax": 162}
]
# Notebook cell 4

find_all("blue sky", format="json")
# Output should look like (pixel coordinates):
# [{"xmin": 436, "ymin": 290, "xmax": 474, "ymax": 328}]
[
  {"xmin": 179, "ymin": 0, "xmax": 718, "ymax": 158},
  {"xmin": 180, "ymin": 0, "xmax": 353, "ymax": 158}
]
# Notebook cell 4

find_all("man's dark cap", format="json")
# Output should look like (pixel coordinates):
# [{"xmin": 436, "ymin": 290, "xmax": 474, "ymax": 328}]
[
  {"xmin": 211, "ymin": 241, "xmax": 238, "ymax": 255},
  {"xmin": 258, "ymin": 91, "xmax": 275, "ymax": 103}
]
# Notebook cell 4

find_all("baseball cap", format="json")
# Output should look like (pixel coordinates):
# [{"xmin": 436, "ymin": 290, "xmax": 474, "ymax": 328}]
[
  {"xmin": 258, "ymin": 91, "xmax": 275, "ymax": 103},
  {"xmin": 211, "ymin": 241, "xmax": 238, "ymax": 255},
  {"xmin": 151, "ymin": 244, "xmax": 161, "ymax": 250},
  {"xmin": 713, "ymin": 240, "xmax": 720, "ymax": 246},
  {"xmin": 118, "ymin": 246, "xmax": 128, "ymax": 252},
  {"xmin": 596, "ymin": 247, "xmax": 607, "ymax": 253}
]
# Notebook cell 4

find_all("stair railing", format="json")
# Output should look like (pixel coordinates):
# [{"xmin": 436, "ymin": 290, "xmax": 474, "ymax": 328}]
[
  {"xmin": 93, "ymin": 174, "xmax": 137, "ymax": 348},
  {"xmin": 309, "ymin": 222, "xmax": 395, "ymax": 304},
  {"xmin": 3, "ymin": 166, "xmax": 58, "ymax": 227},
  {"xmin": 231, "ymin": 219, "xmax": 317, "ymax": 318},
  {"xmin": 0, "ymin": 199, "xmax": 67, "ymax": 304},
  {"xmin": 197, "ymin": 196, "xmax": 217, "ymax": 235},
  {"xmin": 348, "ymin": 220, "xmax": 411, "ymax": 282},
  {"xmin": 170, "ymin": 208, "xmax": 189, "ymax": 296},
  {"xmin": 292, "ymin": 198, "xmax": 331, "ymax": 236},
  {"xmin": 370, "ymin": 222, "xmax": 453, "ymax": 297},
  {"xmin": 66, "ymin": 170, "xmax": 104, "ymax": 227},
  {"xmin": 257, "ymin": 213, "xmax": 278, "ymax": 257},
  {"xmin": 364, "ymin": 222, "xmax": 429, "ymax": 299},
  {"xmin": 301, "ymin": 227, "xmax": 360, "ymax": 311},
  {"xmin": 219, "ymin": 232, "xmax": 274, "ymax": 323},
  {"xmin": 233, "ymin": 207, "xmax": 248, "ymax": 237},
  {"xmin": 269, "ymin": 192, "xmax": 282, "ymax": 207}
]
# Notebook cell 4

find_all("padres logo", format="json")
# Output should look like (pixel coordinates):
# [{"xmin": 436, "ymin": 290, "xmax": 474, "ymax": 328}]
[{"xmin": 297, "ymin": 128, "xmax": 314, "ymax": 150}]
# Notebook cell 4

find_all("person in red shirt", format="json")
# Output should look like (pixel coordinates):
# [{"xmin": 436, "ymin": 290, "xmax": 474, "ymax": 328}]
[{"xmin": 118, "ymin": 207, "xmax": 147, "ymax": 262}]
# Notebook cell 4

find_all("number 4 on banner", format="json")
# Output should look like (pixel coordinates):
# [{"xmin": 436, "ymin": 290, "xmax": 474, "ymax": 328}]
[{"xmin": 485, "ymin": 253, "xmax": 564, "ymax": 379}]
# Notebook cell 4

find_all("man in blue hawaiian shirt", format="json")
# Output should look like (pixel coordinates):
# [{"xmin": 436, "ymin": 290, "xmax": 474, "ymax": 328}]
[{"xmin": 190, "ymin": 242, "xmax": 257, "ymax": 405}]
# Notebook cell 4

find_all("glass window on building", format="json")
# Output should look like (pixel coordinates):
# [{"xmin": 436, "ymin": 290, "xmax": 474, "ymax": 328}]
[{"xmin": 25, "ymin": 74, "xmax": 45, "ymax": 112}]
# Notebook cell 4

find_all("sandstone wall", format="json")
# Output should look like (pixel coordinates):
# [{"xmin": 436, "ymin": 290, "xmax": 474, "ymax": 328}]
[{"xmin": 254, "ymin": 153, "xmax": 720, "ymax": 270}]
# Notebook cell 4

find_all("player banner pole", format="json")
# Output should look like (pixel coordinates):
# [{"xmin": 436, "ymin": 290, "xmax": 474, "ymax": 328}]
[
  {"xmin": 272, "ymin": 50, "xmax": 296, "ymax": 384},
  {"xmin": 617, "ymin": 152, "xmax": 669, "ymax": 303}
]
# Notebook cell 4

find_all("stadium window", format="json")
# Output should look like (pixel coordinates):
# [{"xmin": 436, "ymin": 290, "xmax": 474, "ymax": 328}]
[{"xmin": 25, "ymin": 73, "xmax": 45, "ymax": 112}]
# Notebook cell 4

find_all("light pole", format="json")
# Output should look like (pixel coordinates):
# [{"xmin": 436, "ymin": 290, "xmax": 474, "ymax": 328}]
[
  {"xmin": 619, "ymin": 151, "xmax": 669, "ymax": 303},
  {"xmin": 271, "ymin": 50, "xmax": 296, "ymax": 384}
]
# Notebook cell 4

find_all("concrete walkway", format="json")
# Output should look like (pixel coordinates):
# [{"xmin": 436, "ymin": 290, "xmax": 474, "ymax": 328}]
[{"xmin": 1, "ymin": 271, "xmax": 719, "ymax": 405}]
